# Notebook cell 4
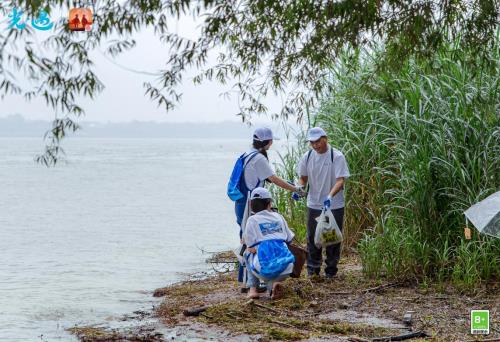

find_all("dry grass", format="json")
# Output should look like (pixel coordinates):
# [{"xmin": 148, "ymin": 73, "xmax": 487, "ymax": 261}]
[{"xmin": 154, "ymin": 254, "xmax": 500, "ymax": 341}]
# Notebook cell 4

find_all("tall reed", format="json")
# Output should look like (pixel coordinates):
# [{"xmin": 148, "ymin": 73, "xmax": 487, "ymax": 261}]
[{"xmin": 273, "ymin": 38, "xmax": 500, "ymax": 289}]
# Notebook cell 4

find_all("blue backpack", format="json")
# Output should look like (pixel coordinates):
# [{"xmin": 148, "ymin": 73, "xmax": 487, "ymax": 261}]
[
  {"xmin": 227, "ymin": 151, "xmax": 259, "ymax": 201},
  {"xmin": 250, "ymin": 239, "xmax": 295, "ymax": 279}
]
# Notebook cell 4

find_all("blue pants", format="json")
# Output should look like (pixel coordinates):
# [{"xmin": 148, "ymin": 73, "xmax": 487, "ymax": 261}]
[
  {"xmin": 235, "ymin": 198, "xmax": 247, "ymax": 283},
  {"xmin": 246, "ymin": 260, "xmax": 290, "ymax": 293}
]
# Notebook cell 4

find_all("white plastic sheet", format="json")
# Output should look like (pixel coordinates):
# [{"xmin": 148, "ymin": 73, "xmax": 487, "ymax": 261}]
[{"xmin": 464, "ymin": 191, "xmax": 500, "ymax": 238}]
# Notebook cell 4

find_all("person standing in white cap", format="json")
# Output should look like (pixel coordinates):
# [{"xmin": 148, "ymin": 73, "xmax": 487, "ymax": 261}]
[
  {"xmin": 234, "ymin": 127, "xmax": 304, "ymax": 290},
  {"xmin": 296, "ymin": 127, "xmax": 350, "ymax": 278}
]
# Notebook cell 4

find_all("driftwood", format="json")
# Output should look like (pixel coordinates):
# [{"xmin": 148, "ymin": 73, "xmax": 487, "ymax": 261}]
[
  {"xmin": 245, "ymin": 299, "xmax": 281, "ymax": 314},
  {"xmin": 267, "ymin": 318, "xmax": 298, "ymax": 329},
  {"xmin": 331, "ymin": 291, "xmax": 352, "ymax": 295},
  {"xmin": 348, "ymin": 338, "xmax": 369, "ymax": 342},
  {"xmin": 372, "ymin": 330, "xmax": 429, "ymax": 341},
  {"xmin": 362, "ymin": 282, "xmax": 399, "ymax": 293},
  {"xmin": 330, "ymin": 283, "xmax": 399, "ymax": 297},
  {"xmin": 182, "ymin": 305, "xmax": 211, "ymax": 317}
]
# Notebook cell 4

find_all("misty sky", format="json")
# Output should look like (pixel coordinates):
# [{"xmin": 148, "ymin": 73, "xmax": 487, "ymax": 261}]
[{"xmin": 0, "ymin": 11, "xmax": 283, "ymax": 124}]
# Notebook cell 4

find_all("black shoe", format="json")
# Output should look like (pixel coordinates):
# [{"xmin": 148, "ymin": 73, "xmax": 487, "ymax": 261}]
[
  {"xmin": 325, "ymin": 273, "xmax": 337, "ymax": 279},
  {"xmin": 240, "ymin": 287, "xmax": 249, "ymax": 293},
  {"xmin": 307, "ymin": 271, "xmax": 320, "ymax": 278},
  {"xmin": 257, "ymin": 283, "xmax": 268, "ymax": 293}
]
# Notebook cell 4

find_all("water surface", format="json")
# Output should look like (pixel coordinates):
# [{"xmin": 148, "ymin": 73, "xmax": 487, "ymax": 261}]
[{"xmin": 0, "ymin": 138, "xmax": 283, "ymax": 341}]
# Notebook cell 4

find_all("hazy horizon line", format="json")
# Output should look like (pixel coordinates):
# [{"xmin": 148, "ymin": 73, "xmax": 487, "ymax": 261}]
[{"xmin": 1, "ymin": 113, "xmax": 287, "ymax": 126}]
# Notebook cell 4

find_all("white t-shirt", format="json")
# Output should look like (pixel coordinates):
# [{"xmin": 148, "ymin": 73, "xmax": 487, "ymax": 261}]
[
  {"xmin": 243, "ymin": 210, "xmax": 295, "ymax": 248},
  {"xmin": 243, "ymin": 149, "xmax": 275, "ymax": 191},
  {"xmin": 297, "ymin": 146, "xmax": 350, "ymax": 210}
]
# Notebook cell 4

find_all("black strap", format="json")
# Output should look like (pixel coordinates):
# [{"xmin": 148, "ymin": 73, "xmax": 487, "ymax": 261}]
[
  {"xmin": 305, "ymin": 148, "xmax": 334, "ymax": 165},
  {"xmin": 305, "ymin": 150, "xmax": 313, "ymax": 164}
]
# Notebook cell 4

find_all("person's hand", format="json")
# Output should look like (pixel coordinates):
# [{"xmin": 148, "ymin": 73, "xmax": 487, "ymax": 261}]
[
  {"xmin": 248, "ymin": 247, "xmax": 257, "ymax": 254},
  {"xmin": 323, "ymin": 196, "xmax": 332, "ymax": 209},
  {"xmin": 294, "ymin": 185, "xmax": 306, "ymax": 197},
  {"xmin": 291, "ymin": 185, "xmax": 306, "ymax": 201}
]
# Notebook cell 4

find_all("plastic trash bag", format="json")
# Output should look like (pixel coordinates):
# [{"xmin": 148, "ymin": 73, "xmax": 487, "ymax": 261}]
[
  {"xmin": 314, "ymin": 209, "xmax": 343, "ymax": 248},
  {"xmin": 247, "ymin": 240, "xmax": 295, "ymax": 280},
  {"xmin": 233, "ymin": 245, "xmax": 245, "ymax": 265},
  {"xmin": 464, "ymin": 191, "xmax": 500, "ymax": 238}
]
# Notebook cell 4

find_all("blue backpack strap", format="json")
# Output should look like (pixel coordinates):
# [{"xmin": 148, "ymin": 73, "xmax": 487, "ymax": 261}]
[
  {"xmin": 244, "ymin": 151, "xmax": 260, "ymax": 165},
  {"xmin": 239, "ymin": 151, "xmax": 261, "ymax": 196}
]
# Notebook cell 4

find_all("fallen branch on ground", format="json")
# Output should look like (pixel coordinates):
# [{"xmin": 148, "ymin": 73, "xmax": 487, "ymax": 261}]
[
  {"xmin": 183, "ymin": 305, "xmax": 211, "ymax": 317},
  {"xmin": 348, "ymin": 337, "xmax": 369, "ymax": 342},
  {"xmin": 372, "ymin": 330, "xmax": 429, "ymax": 341},
  {"xmin": 266, "ymin": 318, "xmax": 298, "ymax": 329},
  {"xmin": 245, "ymin": 299, "xmax": 281, "ymax": 314},
  {"xmin": 362, "ymin": 283, "xmax": 399, "ymax": 293}
]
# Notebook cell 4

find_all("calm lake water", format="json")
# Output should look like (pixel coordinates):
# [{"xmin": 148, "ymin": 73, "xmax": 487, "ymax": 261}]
[{"xmin": 0, "ymin": 138, "xmax": 287, "ymax": 341}]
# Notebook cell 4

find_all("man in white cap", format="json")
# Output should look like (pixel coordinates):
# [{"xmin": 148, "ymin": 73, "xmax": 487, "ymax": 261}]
[{"xmin": 296, "ymin": 127, "xmax": 350, "ymax": 278}]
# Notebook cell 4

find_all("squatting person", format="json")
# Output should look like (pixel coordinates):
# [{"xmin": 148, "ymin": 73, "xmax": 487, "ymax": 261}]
[{"xmin": 243, "ymin": 187, "xmax": 295, "ymax": 300}]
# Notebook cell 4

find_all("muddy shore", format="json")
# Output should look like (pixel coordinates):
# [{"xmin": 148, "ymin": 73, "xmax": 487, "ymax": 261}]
[{"xmin": 70, "ymin": 252, "xmax": 499, "ymax": 342}]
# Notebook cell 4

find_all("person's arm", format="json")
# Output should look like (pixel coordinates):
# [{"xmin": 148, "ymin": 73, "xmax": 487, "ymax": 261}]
[
  {"xmin": 296, "ymin": 153, "xmax": 308, "ymax": 188},
  {"xmin": 267, "ymin": 175, "xmax": 297, "ymax": 192},
  {"xmin": 297, "ymin": 175, "xmax": 308, "ymax": 188},
  {"xmin": 328, "ymin": 177, "xmax": 345, "ymax": 198},
  {"xmin": 324, "ymin": 154, "xmax": 350, "ymax": 207}
]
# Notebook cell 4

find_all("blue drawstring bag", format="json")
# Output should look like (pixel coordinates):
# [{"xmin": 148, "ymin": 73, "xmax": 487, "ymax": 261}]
[
  {"xmin": 227, "ymin": 152, "xmax": 259, "ymax": 201},
  {"xmin": 251, "ymin": 239, "xmax": 295, "ymax": 279}
]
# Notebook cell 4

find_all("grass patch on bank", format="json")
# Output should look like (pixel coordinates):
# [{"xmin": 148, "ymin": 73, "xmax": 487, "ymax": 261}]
[
  {"xmin": 153, "ymin": 254, "xmax": 499, "ymax": 341},
  {"xmin": 201, "ymin": 300, "xmax": 391, "ymax": 341},
  {"xmin": 197, "ymin": 274, "xmax": 393, "ymax": 341}
]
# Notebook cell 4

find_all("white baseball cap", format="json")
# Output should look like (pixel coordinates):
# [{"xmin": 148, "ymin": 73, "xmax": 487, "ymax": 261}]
[
  {"xmin": 307, "ymin": 127, "xmax": 327, "ymax": 142},
  {"xmin": 253, "ymin": 127, "xmax": 276, "ymax": 141},
  {"xmin": 250, "ymin": 187, "xmax": 273, "ymax": 200}
]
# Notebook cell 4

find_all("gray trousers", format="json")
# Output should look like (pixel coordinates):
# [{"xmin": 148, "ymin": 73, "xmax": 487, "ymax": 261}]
[{"xmin": 306, "ymin": 207, "xmax": 344, "ymax": 276}]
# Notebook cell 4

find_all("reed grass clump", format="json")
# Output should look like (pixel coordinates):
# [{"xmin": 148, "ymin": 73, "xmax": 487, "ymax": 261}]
[{"xmin": 273, "ymin": 37, "xmax": 500, "ymax": 289}]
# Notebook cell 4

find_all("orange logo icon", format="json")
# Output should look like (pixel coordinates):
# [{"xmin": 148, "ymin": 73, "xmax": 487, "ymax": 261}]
[{"xmin": 69, "ymin": 8, "xmax": 92, "ymax": 31}]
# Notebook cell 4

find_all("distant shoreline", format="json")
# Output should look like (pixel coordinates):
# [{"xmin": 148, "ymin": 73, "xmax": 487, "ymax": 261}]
[{"xmin": 0, "ymin": 115, "xmax": 300, "ymax": 139}]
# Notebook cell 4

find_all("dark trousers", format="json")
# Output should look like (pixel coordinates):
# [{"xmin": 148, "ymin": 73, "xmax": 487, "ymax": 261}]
[
  {"xmin": 306, "ymin": 207, "xmax": 344, "ymax": 276},
  {"xmin": 235, "ymin": 198, "xmax": 246, "ymax": 283}
]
